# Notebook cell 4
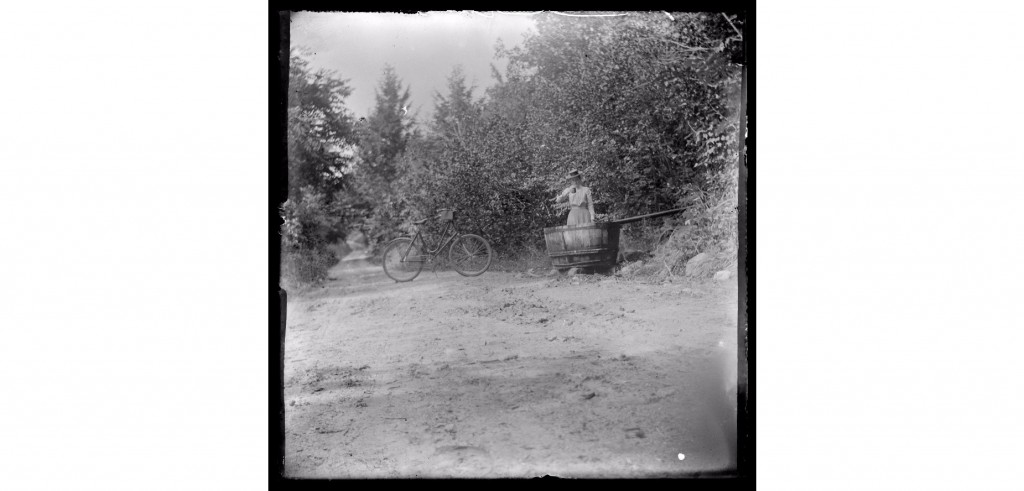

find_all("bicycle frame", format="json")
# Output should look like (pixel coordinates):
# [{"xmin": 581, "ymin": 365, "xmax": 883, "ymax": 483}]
[{"xmin": 400, "ymin": 218, "xmax": 461, "ymax": 263}]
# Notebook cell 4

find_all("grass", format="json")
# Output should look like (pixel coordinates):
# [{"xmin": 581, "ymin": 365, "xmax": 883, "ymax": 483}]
[
  {"xmin": 281, "ymin": 246, "xmax": 338, "ymax": 290},
  {"xmin": 486, "ymin": 243, "xmax": 552, "ymax": 273},
  {"xmin": 614, "ymin": 213, "xmax": 738, "ymax": 280}
]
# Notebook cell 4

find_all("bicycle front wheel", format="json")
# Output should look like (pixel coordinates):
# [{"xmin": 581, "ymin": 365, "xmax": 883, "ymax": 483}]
[
  {"xmin": 382, "ymin": 237, "xmax": 424, "ymax": 282},
  {"xmin": 449, "ymin": 234, "xmax": 492, "ymax": 277}
]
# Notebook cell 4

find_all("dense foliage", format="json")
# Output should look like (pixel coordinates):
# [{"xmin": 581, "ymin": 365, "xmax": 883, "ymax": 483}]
[
  {"xmin": 281, "ymin": 186, "xmax": 339, "ymax": 284},
  {"xmin": 280, "ymin": 48, "xmax": 358, "ymax": 285},
  {"xmin": 281, "ymin": 12, "xmax": 745, "ymax": 285},
  {"xmin": 285, "ymin": 48, "xmax": 357, "ymax": 200}
]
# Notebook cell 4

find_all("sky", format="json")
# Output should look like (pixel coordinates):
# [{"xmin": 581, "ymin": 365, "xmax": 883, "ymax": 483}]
[{"xmin": 289, "ymin": 11, "xmax": 539, "ymax": 122}]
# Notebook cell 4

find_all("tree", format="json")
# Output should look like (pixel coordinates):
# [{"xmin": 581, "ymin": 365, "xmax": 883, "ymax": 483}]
[
  {"xmin": 281, "ymin": 48, "xmax": 359, "ymax": 285},
  {"xmin": 488, "ymin": 12, "xmax": 742, "ymax": 219},
  {"xmin": 287, "ymin": 47, "xmax": 357, "ymax": 200},
  {"xmin": 432, "ymin": 66, "xmax": 482, "ymax": 147},
  {"xmin": 349, "ymin": 65, "xmax": 416, "ymax": 249},
  {"xmin": 424, "ymin": 66, "xmax": 551, "ymax": 252},
  {"xmin": 423, "ymin": 12, "xmax": 743, "ymax": 261},
  {"xmin": 356, "ymin": 65, "xmax": 414, "ymax": 194},
  {"xmin": 334, "ymin": 12, "xmax": 745, "ymax": 267}
]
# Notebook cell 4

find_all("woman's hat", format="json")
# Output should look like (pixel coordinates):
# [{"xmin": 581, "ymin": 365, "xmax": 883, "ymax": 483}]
[{"xmin": 567, "ymin": 169, "xmax": 581, "ymax": 179}]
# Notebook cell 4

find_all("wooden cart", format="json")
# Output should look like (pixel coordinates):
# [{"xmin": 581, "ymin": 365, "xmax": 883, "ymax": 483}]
[{"xmin": 543, "ymin": 208, "xmax": 685, "ymax": 273}]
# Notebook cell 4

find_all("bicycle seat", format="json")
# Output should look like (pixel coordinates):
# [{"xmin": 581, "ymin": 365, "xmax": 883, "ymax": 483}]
[{"xmin": 412, "ymin": 218, "xmax": 430, "ymax": 225}]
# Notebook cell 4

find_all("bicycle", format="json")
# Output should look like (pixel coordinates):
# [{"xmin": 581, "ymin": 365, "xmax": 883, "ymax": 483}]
[{"xmin": 381, "ymin": 208, "xmax": 493, "ymax": 282}]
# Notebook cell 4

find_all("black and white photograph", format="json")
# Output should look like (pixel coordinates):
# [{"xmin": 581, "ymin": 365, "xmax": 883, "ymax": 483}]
[
  {"xmin": 274, "ymin": 10, "xmax": 750, "ymax": 479},
  {"xmin": 12, "ymin": 3, "xmax": 1024, "ymax": 490}
]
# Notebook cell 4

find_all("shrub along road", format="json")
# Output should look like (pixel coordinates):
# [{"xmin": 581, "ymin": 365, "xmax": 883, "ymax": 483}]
[{"xmin": 281, "ymin": 249, "xmax": 739, "ymax": 478}]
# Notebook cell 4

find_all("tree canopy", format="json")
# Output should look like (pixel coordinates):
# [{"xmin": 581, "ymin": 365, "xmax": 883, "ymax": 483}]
[
  {"xmin": 282, "ymin": 12, "xmax": 745, "ymax": 284},
  {"xmin": 286, "ymin": 48, "xmax": 357, "ymax": 200}
]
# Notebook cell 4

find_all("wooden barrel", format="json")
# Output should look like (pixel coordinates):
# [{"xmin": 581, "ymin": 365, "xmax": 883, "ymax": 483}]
[{"xmin": 543, "ymin": 222, "xmax": 621, "ymax": 271}]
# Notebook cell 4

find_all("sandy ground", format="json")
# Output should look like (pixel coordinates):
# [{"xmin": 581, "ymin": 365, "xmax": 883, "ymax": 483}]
[{"xmin": 282, "ymin": 243, "xmax": 739, "ymax": 479}]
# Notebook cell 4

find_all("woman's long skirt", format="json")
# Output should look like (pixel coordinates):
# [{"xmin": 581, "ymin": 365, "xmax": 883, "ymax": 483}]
[{"xmin": 567, "ymin": 206, "xmax": 592, "ymax": 226}]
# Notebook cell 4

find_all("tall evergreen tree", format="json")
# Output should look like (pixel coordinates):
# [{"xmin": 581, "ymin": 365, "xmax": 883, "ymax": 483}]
[
  {"xmin": 349, "ymin": 65, "xmax": 416, "ymax": 248},
  {"xmin": 357, "ymin": 65, "xmax": 413, "ymax": 192},
  {"xmin": 432, "ymin": 66, "xmax": 480, "ymax": 144}
]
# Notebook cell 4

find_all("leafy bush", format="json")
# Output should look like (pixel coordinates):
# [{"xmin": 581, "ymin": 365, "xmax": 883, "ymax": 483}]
[
  {"xmin": 649, "ymin": 165, "xmax": 739, "ymax": 277},
  {"xmin": 489, "ymin": 242, "xmax": 552, "ymax": 272},
  {"xmin": 281, "ymin": 247, "xmax": 337, "ymax": 287},
  {"xmin": 280, "ymin": 187, "xmax": 342, "ymax": 287}
]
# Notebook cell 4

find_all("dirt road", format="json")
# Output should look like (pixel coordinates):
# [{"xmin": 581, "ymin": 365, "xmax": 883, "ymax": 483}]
[{"xmin": 282, "ymin": 245, "xmax": 738, "ymax": 478}]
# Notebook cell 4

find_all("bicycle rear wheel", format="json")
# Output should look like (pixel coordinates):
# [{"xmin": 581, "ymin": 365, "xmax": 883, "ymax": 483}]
[
  {"xmin": 449, "ymin": 234, "xmax": 492, "ymax": 277},
  {"xmin": 382, "ymin": 237, "xmax": 424, "ymax": 282}
]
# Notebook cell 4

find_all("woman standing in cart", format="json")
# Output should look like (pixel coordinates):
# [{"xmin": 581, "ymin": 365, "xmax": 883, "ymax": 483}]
[{"xmin": 552, "ymin": 169, "xmax": 596, "ymax": 226}]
